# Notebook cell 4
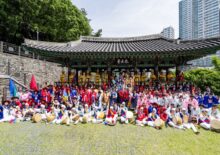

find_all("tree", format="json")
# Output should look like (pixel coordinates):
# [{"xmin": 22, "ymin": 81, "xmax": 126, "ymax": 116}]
[
  {"xmin": 212, "ymin": 56, "xmax": 220, "ymax": 72},
  {"xmin": 91, "ymin": 29, "xmax": 103, "ymax": 37},
  {"xmin": 185, "ymin": 56, "xmax": 220, "ymax": 95},
  {"xmin": 0, "ymin": 0, "xmax": 92, "ymax": 44}
]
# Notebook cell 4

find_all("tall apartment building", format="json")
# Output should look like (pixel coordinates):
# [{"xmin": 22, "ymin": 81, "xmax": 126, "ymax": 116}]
[
  {"xmin": 161, "ymin": 26, "xmax": 175, "ymax": 39},
  {"xmin": 179, "ymin": 0, "xmax": 220, "ymax": 40}
]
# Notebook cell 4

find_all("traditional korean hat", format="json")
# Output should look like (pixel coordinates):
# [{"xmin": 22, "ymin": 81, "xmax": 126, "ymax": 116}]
[
  {"xmin": 171, "ymin": 108, "xmax": 176, "ymax": 111},
  {"xmin": 11, "ymin": 96, "xmax": 19, "ymax": 100},
  {"xmin": 181, "ymin": 108, "xmax": 186, "ymax": 112},
  {"xmin": 61, "ymin": 104, "xmax": 66, "ymax": 109},
  {"xmin": 41, "ymin": 104, "xmax": 45, "ymax": 108},
  {"xmin": 202, "ymin": 108, "xmax": 209, "ymax": 112},
  {"xmin": 3, "ymin": 100, "xmax": 10, "ymax": 104}
]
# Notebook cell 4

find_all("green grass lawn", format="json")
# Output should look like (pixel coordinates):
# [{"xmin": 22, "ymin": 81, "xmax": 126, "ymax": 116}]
[{"xmin": 0, "ymin": 122, "xmax": 220, "ymax": 155}]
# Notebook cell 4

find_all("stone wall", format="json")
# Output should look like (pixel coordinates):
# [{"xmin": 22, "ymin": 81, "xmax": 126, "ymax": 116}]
[{"xmin": 0, "ymin": 52, "xmax": 66, "ymax": 87}]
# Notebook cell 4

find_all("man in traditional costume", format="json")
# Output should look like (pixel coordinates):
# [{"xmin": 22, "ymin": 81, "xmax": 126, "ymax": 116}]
[
  {"xmin": 181, "ymin": 108, "xmax": 199, "ymax": 134},
  {"xmin": 199, "ymin": 108, "xmax": 211, "ymax": 130},
  {"xmin": 110, "ymin": 88, "xmax": 118, "ymax": 106},
  {"xmin": 167, "ymin": 108, "xmax": 184, "ymax": 130},
  {"xmin": 0, "ymin": 101, "xmax": 16, "ymax": 123},
  {"xmin": 80, "ymin": 104, "xmax": 91, "ymax": 123},
  {"xmin": 91, "ymin": 106, "xmax": 104, "ymax": 124},
  {"xmin": 211, "ymin": 104, "xmax": 220, "ymax": 120},
  {"xmin": 70, "ymin": 107, "xmax": 80, "ymax": 125},
  {"xmin": 22, "ymin": 102, "xmax": 34, "ymax": 121},
  {"xmin": 118, "ymin": 102, "xmax": 128, "ymax": 124},
  {"xmin": 105, "ymin": 106, "xmax": 117, "ymax": 126}
]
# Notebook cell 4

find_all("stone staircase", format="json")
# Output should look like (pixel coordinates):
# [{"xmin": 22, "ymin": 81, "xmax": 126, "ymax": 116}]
[
  {"xmin": 0, "ymin": 41, "xmax": 65, "ymax": 102},
  {"xmin": 0, "ymin": 74, "xmax": 29, "ymax": 101}
]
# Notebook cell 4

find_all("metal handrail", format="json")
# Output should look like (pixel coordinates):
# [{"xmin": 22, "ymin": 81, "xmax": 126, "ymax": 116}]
[{"xmin": 0, "ymin": 74, "xmax": 30, "ymax": 90}]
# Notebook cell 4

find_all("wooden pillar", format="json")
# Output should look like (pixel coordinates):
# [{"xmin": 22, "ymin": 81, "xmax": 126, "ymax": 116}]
[
  {"xmin": 75, "ymin": 68, "xmax": 78, "ymax": 85},
  {"xmin": 155, "ymin": 64, "xmax": 159, "ymax": 80},
  {"xmin": 154, "ymin": 56, "xmax": 159, "ymax": 81},
  {"xmin": 67, "ymin": 65, "xmax": 70, "ymax": 85},
  {"xmin": 166, "ymin": 68, "xmax": 169, "ymax": 82},
  {"xmin": 108, "ymin": 66, "xmax": 112, "ymax": 85},
  {"xmin": 175, "ymin": 64, "xmax": 181, "ymax": 87}
]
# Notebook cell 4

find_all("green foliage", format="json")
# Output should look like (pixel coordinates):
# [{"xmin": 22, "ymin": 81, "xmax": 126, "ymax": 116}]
[
  {"xmin": 92, "ymin": 29, "xmax": 103, "ymax": 37},
  {"xmin": 0, "ymin": 0, "xmax": 92, "ymax": 44},
  {"xmin": 212, "ymin": 56, "xmax": 220, "ymax": 72},
  {"xmin": 185, "ymin": 56, "xmax": 220, "ymax": 95}
]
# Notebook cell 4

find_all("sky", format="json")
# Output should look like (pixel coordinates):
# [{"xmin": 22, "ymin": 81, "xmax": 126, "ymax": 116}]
[{"xmin": 72, "ymin": 0, "xmax": 179, "ymax": 38}]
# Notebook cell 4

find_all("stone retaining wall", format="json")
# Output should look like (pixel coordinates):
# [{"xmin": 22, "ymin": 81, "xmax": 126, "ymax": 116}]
[{"xmin": 0, "ymin": 52, "xmax": 66, "ymax": 87}]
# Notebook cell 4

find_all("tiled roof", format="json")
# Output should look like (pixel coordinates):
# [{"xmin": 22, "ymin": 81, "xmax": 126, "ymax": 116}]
[{"xmin": 23, "ymin": 34, "xmax": 220, "ymax": 53}]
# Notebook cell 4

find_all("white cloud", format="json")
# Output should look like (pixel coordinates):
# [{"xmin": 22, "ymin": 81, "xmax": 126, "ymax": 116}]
[{"xmin": 73, "ymin": 0, "xmax": 179, "ymax": 38}]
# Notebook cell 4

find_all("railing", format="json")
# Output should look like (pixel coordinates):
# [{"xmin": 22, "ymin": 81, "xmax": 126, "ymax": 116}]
[
  {"xmin": 0, "ymin": 74, "xmax": 29, "ymax": 90},
  {"xmin": 0, "ymin": 74, "xmax": 30, "ymax": 102},
  {"xmin": 0, "ymin": 41, "xmax": 38, "ymax": 59}
]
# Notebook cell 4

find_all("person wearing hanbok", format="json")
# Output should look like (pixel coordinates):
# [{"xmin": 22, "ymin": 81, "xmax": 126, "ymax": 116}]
[
  {"xmin": 210, "ymin": 104, "xmax": 220, "ymax": 120},
  {"xmin": 70, "ymin": 107, "xmax": 80, "ymax": 125},
  {"xmin": 199, "ymin": 108, "xmax": 211, "ymax": 130},
  {"xmin": 55, "ymin": 104, "xmax": 69, "ymax": 125},
  {"xmin": 118, "ymin": 102, "xmax": 128, "ymax": 124},
  {"xmin": 105, "ymin": 105, "xmax": 117, "ymax": 125},
  {"xmin": 181, "ymin": 108, "xmax": 199, "ymax": 134},
  {"xmin": 136, "ymin": 107, "xmax": 147, "ymax": 126},
  {"xmin": 80, "ymin": 104, "xmax": 92, "ymax": 123},
  {"xmin": 0, "ymin": 101, "xmax": 15, "ymax": 123},
  {"xmin": 183, "ymin": 95, "xmax": 199, "ymax": 110},
  {"xmin": 167, "ymin": 108, "xmax": 184, "ymax": 130},
  {"xmin": 131, "ymin": 90, "xmax": 138, "ymax": 110},
  {"xmin": 22, "ymin": 102, "xmax": 34, "ymax": 121},
  {"xmin": 147, "ymin": 108, "xmax": 160, "ymax": 128},
  {"xmin": 110, "ymin": 89, "xmax": 118, "ymax": 106},
  {"xmin": 14, "ymin": 106, "xmax": 23, "ymax": 122},
  {"xmin": 90, "ymin": 105, "xmax": 104, "ymax": 124}
]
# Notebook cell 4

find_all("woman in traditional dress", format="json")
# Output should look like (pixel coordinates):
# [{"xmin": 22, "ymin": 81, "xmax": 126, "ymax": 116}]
[{"xmin": 136, "ymin": 107, "xmax": 147, "ymax": 126}]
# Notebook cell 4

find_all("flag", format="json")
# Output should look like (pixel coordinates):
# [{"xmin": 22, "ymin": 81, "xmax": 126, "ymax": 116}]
[
  {"xmin": 30, "ymin": 75, "xmax": 38, "ymax": 91},
  {"xmin": 9, "ymin": 79, "xmax": 17, "ymax": 97}
]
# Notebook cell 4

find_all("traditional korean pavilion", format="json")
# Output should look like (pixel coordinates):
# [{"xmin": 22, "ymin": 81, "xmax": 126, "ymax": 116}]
[{"xmin": 22, "ymin": 34, "xmax": 220, "ymax": 85}]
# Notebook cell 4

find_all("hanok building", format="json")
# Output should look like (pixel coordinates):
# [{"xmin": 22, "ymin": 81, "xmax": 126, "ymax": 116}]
[{"xmin": 22, "ymin": 34, "xmax": 220, "ymax": 86}]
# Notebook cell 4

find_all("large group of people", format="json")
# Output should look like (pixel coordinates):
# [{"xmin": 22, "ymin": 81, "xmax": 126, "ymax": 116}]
[{"xmin": 0, "ymin": 70, "xmax": 220, "ymax": 134}]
